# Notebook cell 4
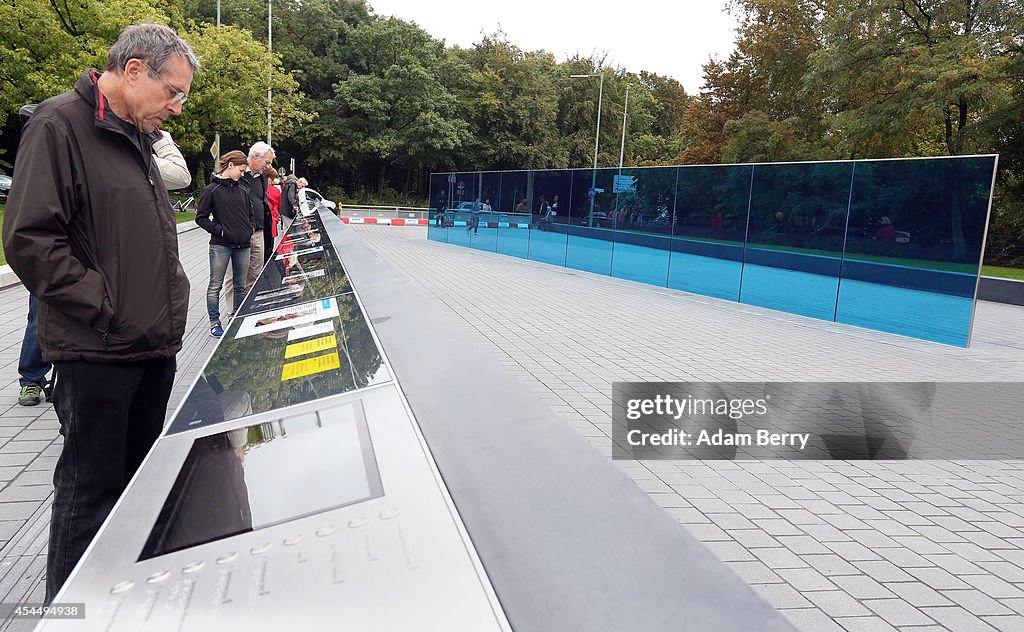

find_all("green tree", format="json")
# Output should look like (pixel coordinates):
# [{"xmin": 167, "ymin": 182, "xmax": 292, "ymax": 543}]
[
  {"xmin": 312, "ymin": 17, "xmax": 470, "ymax": 194},
  {"xmin": 806, "ymin": 0, "xmax": 1018, "ymax": 157},
  {"xmin": 451, "ymin": 34, "xmax": 565, "ymax": 170}
]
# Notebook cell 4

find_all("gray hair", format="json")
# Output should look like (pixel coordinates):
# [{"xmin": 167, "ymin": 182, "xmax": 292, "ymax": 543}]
[
  {"xmin": 248, "ymin": 141, "xmax": 275, "ymax": 160},
  {"xmin": 106, "ymin": 23, "xmax": 200, "ymax": 74}
]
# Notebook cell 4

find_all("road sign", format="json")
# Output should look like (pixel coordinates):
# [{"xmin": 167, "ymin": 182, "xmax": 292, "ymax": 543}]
[
  {"xmin": 209, "ymin": 135, "xmax": 219, "ymax": 161},
  {"xmin": 613, "ymin": 175, "xmax": 636, "ymax": 193},
  {"xmin": 290, "ymin": 158, "xmax": 296, "ymax": 175}
]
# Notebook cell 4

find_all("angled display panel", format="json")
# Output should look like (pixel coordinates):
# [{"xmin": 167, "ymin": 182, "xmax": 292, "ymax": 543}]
[{"xmin": 169, "ymin": 294, "xmax": 389, "ymax": 434}]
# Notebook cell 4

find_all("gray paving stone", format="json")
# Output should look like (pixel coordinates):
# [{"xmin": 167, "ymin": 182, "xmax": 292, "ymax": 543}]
[
  {"xmin": 804, "ymin": 554, "xmax": 863, "ymax": 577},
  {"xmin": 805, "ymin": 590, "xmax": 872, "ymax": 617},
  {"xmin": 853, "ymin": 561, "xmax": 916, "ymax": 583},
  {"xmin": 831, "ymin": 575, "xmax": 896, "ymax": 600},
  {"xmin": 834, "ymin": 616, "xmax": 899, "ymax": 632},
  {"xmin": 937, "ymin": 590, "xmax": 1014, "ymax": 615},
  {"xmin": 780, "ymin": 607, "xmax": 847, "ymax": 632},
  {"xmin": 862, "ymin": 600, "xmax": 934, "ymax": 627},
  {"xmin": 724, "ymin": 560, "xmax": 784, "ymax": 585},
  {"xmin": 882, "ymin": 582, "xmax": 953, "ymax": 607},
  {"xmin": 752, "ymin": 582, "xmax": 814, "ymax": 609},
  {"xmin": 777, "ymin": 567, "xmax": 839, "ymax": 592},
  {"xmin": 981, "ymin": 614, "xmax": 1024, "ymax": 632},
  {"xmin": 919, "ymin": 606, "xmax": 999, "ymax": 631},
  {"xmin": 751, "ymin": 547, "xmax": 809, "ymax": 570}
]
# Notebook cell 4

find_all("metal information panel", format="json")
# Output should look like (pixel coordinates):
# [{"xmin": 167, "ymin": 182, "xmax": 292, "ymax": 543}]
[{"xmin": 38, "ymin": 210, "xmax": 511, "ymax": 631}]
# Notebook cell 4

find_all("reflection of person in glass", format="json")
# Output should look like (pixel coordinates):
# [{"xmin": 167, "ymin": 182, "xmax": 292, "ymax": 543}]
[{"xmin": 874, "ymin": 216, "xmax": 896, "ymax": 241}]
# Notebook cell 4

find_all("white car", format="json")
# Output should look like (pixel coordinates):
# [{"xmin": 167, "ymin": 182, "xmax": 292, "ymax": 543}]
[{"xmin": 297, "ymin": 187, "xmax": 337, "ymax": 216}]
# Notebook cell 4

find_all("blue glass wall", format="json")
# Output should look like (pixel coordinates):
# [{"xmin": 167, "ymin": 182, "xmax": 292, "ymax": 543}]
[{"xmin": 429, "ymin": 157, "xmax": 998, "ymax": 346}]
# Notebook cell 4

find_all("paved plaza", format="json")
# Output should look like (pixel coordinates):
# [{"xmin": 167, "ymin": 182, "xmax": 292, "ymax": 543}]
[{"xmin": 2, "ymin": 223, "xmax": 1024, "ymax": 631}]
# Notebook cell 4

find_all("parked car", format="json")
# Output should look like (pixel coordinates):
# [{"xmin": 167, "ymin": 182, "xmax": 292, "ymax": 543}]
[
  {"xmin": 578, "ymin": 211, "xmax": 609, "ymax": 227},
  {"xmin": 454, "ymin": 201, "xmax": 491, "ymax": 213},
  {"xmin": 297, "ymin": 187, "xmax": 337, "ymax": 216},
  {"xmin": 0, "ymin": 174, "xmax": 11, "ymax": 204}
]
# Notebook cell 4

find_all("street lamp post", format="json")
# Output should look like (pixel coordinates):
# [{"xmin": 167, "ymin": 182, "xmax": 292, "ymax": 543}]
[
  {"xmin": 619, "ymin": 82, "xmax": 630, "ymax": 172},
  {"xmin": 570, "ymin": 73, "xmax": 604, "ymax": 227},
  {"xmin": 267, "ymin": 0, "xmax": 273, "ymax": 145}
]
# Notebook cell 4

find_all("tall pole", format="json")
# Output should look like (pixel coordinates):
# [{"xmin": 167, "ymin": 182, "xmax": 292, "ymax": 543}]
[
  {"xmin": 618, "ymin": 82, "xmax": 630, "ymax": 171},
  {"xmin": 571, "ymin": 72, "xmax": 604, "ymax": 227},
  {"xmin": 267, "ymin": 0, "xmax": 273, "ymax": 145},
  {"xmin": 214, "ymin": 0, "xmax": 220, "ymax": 168},
  {"xmin": 590, "ymin": 74, "xmax": 604, "ymax": 227}
]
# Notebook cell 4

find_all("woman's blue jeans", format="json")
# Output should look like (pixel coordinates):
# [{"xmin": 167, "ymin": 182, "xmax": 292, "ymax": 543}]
[{"xmin": 207, "ymin": 244, "xmax": 250, "ymax": 325}]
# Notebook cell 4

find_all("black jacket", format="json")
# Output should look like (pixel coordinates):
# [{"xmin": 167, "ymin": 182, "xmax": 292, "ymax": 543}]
[
  {"xmin": 242, "ymin": 170, "xmax": 272, "ymax": 231},
  {"xmin": 280, "ymin": 180, "xmax": 298, "ymax": 219},
  {"xmin": 2, "ymin": 70, "xmax": 189, "ymax": 362},
  {"xmin": 196, "ymin": 177, "xmax": 255, "ymax": 248}
]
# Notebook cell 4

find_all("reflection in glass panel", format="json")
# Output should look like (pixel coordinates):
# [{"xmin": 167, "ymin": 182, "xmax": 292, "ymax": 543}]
[
  {"xmin": 447, "ymin": 172, "xmax": 480, "ymax": 249},
  {"xmin": 668, "ymin": 165, "xmax": 751, "ymax": 300},
  {"xmin": 428, "ymin": 172, "xmax": 449, "ymax": 243},
  {"xmin": 497, "ymin": 172, "xmax": 531, "ymax": 258},
  {"xmin": 141, "ymin": 400, "xmax": 383, "ymax": 560},
  {"xmin": 527, "ymin": 170, "xmax": 571, "ymax": 266},
  {"xmin": 238, "ymin": 218, "xmax": 350, "ymax": 317},
  {"xmin": 565, "ymin": 168, "xmax": 617, "ymax": 275},
  {"xmin": 610, "ymin": 167, "xmax": 676, "ymax": 285},
  {"xmin": 836, "ymin": 156, "xmax": 996, "ymax": 346},
  {"xmin": 169, "ymin": 294, "xmax": 389, "ymax": 434},
  {"xmin": 468, "ymin": 172, "xmax": 501, "ymax": 252},
  {"xmin": 739, "ymin": 162, "xmax": 853, "ymax": 320}
]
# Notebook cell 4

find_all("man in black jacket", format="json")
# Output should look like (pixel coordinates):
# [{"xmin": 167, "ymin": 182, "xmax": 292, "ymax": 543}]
[
  {"xmin": 280, "ymin": 174, "xmax": 298, "ymax": 219},
  {"xmin": 1, "ymin": 23, "xmax": 198, "ymax": 602},
  {"xmin": 243, "ymin": 141, "xmax": 275, "ymax": 290}
]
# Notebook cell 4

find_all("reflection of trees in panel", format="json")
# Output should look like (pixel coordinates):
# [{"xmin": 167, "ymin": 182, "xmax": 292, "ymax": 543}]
[
  {"xmin": 675, "ymin": 165, "xmax": 752, "ymax": 238},
  {"xmin": 748, "ymin": 162, "xmax": 853, "ymax": 252},
  {"xmin": 205, "ymin": 294, "xmax": 384, "ymax": 415},
  {"xmin": 849, "ymin": 158, "xmax": 994, "ymax": 265}
]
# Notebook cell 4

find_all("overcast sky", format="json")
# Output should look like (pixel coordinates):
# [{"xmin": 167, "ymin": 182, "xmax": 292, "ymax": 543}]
[{"xmin": 366, "ymin": 0, "xmax": 741, "ymax": 94}]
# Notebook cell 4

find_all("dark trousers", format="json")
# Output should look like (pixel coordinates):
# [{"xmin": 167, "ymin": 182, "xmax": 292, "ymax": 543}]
[
  {"xmin": 46, "ymin": 357, "xmax": 176, "ymax": 603},
  {"xmin": 18, "ymin": 295, "xmax": 51, "ymax": 387},
  {"xmin": 263, "ymin": 225, "xmax": 274, "ymax": 264}
]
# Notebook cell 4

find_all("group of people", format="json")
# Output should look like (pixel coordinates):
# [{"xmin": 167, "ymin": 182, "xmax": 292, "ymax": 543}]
[
  {"xmin": 0, "ymin": 23, "xmax": 318, "ymax": 604},
  {"xmin": 193, "ymin": 144, "xmax": 309, "ymax": 338}
]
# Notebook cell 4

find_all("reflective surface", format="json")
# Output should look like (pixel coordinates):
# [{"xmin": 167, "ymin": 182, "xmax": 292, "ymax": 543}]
[
  {"xmin": 238, "ymin": 213, "xmax": 351, "ymax": 316},
  {"xmin": 169, "ymin": 294, "xmax": 389, "ymax": 433},
  {"xmin": 142, "ymin": 400, "xmax": 383, "ymax": 560},
  {"xmin": 429, "ymin": 157, "xmax": 997, "ymax": 346}
]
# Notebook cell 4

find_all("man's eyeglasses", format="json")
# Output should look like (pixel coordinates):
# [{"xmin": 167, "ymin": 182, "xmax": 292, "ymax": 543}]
[{"xmin": 143, "ymin": 62, "xmax": 188, "ymax": 104}]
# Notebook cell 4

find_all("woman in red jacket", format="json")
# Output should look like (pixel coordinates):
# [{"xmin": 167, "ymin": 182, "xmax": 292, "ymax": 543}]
[{"xmin": 265, "ymin": 166, "xmax": 281, "ymax": 238}]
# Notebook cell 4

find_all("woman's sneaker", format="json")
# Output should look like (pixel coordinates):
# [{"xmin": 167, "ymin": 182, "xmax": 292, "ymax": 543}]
[{"xmin": 210, "ymin": 323, "xmax": 224, "ymax": 338}]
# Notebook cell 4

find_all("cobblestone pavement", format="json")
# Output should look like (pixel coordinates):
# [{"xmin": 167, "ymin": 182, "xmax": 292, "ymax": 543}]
[
  {"xmin": 1, "ymin": 223, "xmax": 1022, "ymax": 631},
  {"xmin": 354, "ymin": 226, "xmax": 1024, "ymax": 632}
]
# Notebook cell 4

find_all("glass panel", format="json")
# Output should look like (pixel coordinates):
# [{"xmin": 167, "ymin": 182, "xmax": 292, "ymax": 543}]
[
  {"xmin": 526, "ymin": 169, "xmax": 571, "ymax": 266},
  {"xmin": 447, "ymin": 172, "xmax": 480, "ymax": 249},
  {"xmin": 739, "ymin": 162, "xmax": 853, "ymax": 320},
  {"xmin": 467, "ymin": 172, "xmax": 500, "ymax": 252},
  {"xmin": 610, "ymin": 167, "xmax": 676, "ymax": 285},
  {"xmin": 168, "ymin": 294, "xmax": 389, "ymax": 434},
  {"xmin": 565, "ymin": 168, "xmax": 617, "ymax": 275},
  {"xmin": 142, "ymin": 400, "xmax": 383, "ymax": 560},
  {"xmin": 497, "ymin": 171, "xmax": 531, "ymax": 258},
  {"xmin": 836, "ymin": 156, "xmax": 996, "ymax": 346},
  {"xmin": 238, "ymin": 214, "xmax": 349, "ymax": 317},
  {"xmin": 668, "ymin": 165, "xmax": 751, "ymax": 300},
  {"xmin": 427, "ymin": 172, "xmax": 449, "ymax": 243}
]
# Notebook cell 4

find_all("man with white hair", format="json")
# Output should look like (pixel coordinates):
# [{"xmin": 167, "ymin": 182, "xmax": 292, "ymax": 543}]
[{"xmin": 243, "ymin": 141, "xmax": 275, "ymax": 291}]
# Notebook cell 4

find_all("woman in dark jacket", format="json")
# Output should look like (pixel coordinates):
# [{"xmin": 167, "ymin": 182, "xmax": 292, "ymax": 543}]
[{"xmin": 196, "ymin": 150, "xmax": 255, "ymax": 338}]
